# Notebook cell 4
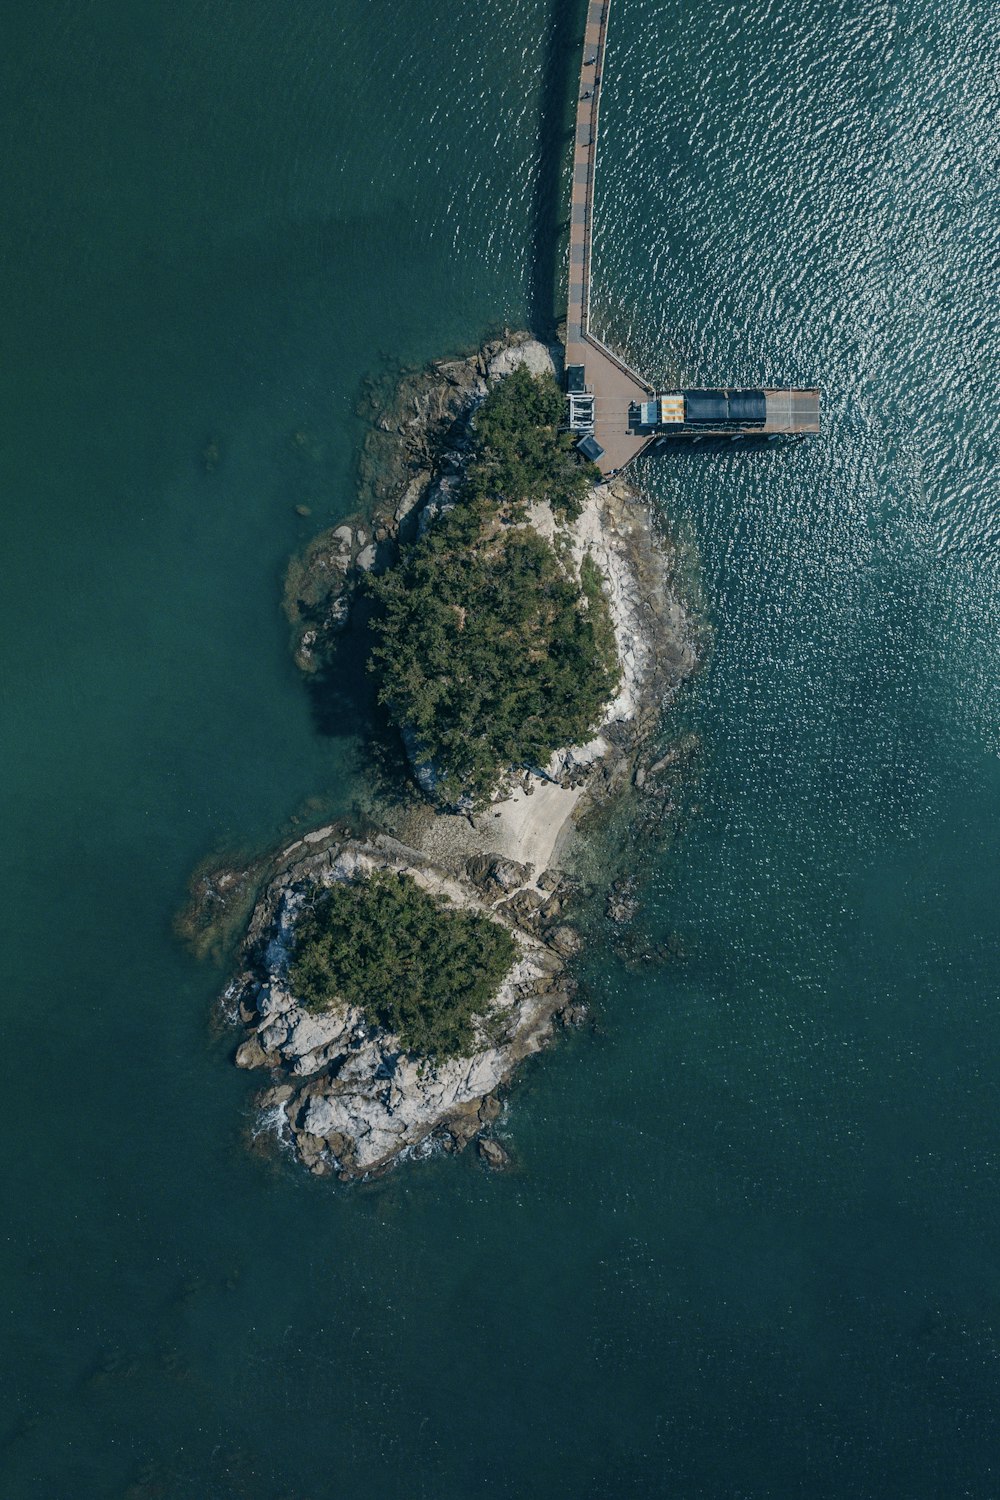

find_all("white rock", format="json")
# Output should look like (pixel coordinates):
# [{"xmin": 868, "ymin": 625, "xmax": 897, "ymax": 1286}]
[
  {"xmin": 259, "ymin": 1019, "xmax": 289, "ymax": 1053},
  {"xmin": 562, "ymin": 486, "xmax": 654, "ymax": 726},
  {"xmin": 302, "ymin": 1095, "xmax": 341, "ymax": 1138},
  {"xmin": 395, "ymin": 472, "xmax": 430, "ymax": 523},
  {"xmin": 256, "ymin": 983, "xmax": 294, "ymax": 1021},
  {"xmin": 283, "ymin": 1007, "xmax": 350, "ymax": 1061},
  {"xmin": 273, "ymin": 943, "xmax": 557, "ymax": 1172},
  {"xmin": 486, "ymin": 340, "xmax": 556, "ymax": 380}
]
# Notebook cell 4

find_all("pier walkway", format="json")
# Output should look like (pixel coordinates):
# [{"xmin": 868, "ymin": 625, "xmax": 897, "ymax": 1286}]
[
  {"xmin": 565, "ymin": 0, "xmax": 820, "ymax": 469},
  {"xmin": 566, "ymin": 0, "xmax": 654, "ymax": 474}
]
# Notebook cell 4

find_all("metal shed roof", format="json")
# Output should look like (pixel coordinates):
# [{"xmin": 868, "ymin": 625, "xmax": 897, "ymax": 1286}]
[{"xmin": 576, "ymin": 434, "xmax": 605, "ymax": 462}]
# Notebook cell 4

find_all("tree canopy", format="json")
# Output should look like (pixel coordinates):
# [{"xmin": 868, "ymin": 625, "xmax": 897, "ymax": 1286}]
[
  {"xmin": 288, "ymin": 870, "xmax": 518, "ymax": 1060},
  {"xmin": 367, "ymin": 496, "xmax": 620, "ymax": 803},
  {"xmin": 465, "ymin": 365, "xmax": 599, "ymax": 519}
]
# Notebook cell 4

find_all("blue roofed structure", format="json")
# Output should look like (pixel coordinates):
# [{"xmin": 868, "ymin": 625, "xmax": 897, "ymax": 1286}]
[
  {"xmin": 629, "ymin": 389, "xmax": 819, "ymax": 436},
  {"xmin": 576, "ymin": 434, "xmax": 605, "ymax": 463}
]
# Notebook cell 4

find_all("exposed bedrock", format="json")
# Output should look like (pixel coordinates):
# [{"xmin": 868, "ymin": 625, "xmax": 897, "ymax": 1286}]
[{"xmin": 228, "ymin": 836, "xmax": 578, "ymax": 1179}]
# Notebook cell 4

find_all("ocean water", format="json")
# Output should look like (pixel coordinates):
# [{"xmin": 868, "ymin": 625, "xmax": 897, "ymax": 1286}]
[{"xmin": 2, "ymin": 0, "xmax": 999, "ymax": 1495}]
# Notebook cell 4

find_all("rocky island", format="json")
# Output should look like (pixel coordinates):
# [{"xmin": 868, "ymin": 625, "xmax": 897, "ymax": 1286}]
[{"xmin": 187, "ymin": 333, "xmax": 701, "ymax": 1179}]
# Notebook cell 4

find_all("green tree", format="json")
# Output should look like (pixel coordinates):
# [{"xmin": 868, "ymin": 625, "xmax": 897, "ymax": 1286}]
[
  {"xmin": 367, "ymin": 496, "xmax": 620, "ymax": 803},
  {"xmin": 466, "ymin": 365, "xmax": 599, "ymax": 518},
  {"xmin": 289, "ymin": 870, "xmax": 518, "ymax": 1060}
]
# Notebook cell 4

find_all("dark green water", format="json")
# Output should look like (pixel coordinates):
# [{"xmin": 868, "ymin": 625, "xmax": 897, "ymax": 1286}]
[{"xmin": 3, "ymin": 0, "xmax": 999, "ymax": 1494}]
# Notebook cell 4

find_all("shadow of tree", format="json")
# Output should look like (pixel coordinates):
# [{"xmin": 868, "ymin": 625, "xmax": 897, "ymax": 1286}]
[{"xmin": 304, "ymin": 598, "xmax": 419, "ymax": 812}]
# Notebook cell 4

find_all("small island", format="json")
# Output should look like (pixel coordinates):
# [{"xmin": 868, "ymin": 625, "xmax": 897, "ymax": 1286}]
[{"xmin": 188, "ymin": 334, "xmax": 701, "ymax": 1178}]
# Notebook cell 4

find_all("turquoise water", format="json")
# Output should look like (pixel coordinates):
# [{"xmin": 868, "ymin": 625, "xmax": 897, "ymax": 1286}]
[{"xmin": 3, "ymin": 0, "xmax": 999, "ymax": 1494}]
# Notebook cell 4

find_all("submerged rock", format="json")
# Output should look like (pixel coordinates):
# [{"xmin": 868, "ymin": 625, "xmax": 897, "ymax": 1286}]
[
  {"xmin": 606, "ymin": 876, "xmax": 640, "ymax": 925},
  {"xmin": 478, "ymin": 1138, "xmax": 511, "ymax": 1170}
]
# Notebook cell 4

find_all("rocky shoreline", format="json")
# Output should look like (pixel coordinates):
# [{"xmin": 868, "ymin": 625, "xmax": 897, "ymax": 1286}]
[
  {"xmin": 224, "ymin": 832, "xmax": 583, "ymax": 1178},
  {"xmin": 193, "ymin": 332, "xmax": 703, "ymax": 1179}
]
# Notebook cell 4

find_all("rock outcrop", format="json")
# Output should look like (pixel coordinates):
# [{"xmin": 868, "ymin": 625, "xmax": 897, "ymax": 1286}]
[{"xmin": 227, "ymin": 833, "xmax": 576, "ymax": 1178}]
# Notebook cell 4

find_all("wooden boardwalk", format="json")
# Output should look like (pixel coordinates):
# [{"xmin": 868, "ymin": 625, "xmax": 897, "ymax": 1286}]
[
  {"xmin": 759, "ymin": 388, "xmax": 821, "ymax": 434},
  {"xmin": 565, "ymin": 0, "xmax": 819, "ymax": 464},
  {"xmin": 566, "ymin": 0, "xmax": 654, "ymax": 474}
]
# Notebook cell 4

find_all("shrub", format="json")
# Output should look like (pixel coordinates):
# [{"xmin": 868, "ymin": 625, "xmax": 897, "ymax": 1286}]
[{"xmin": 288, "ymin": 870, "xmax": 518, "ymax": 1060}]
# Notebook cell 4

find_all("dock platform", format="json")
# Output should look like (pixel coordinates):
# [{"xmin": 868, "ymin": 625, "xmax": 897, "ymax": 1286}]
[{"xmin": 564, "ymin": 0, "xmax": 820, "ymax": 472}]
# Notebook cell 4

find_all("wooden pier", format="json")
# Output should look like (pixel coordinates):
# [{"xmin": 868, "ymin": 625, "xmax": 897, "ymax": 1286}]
[
  {"xmin": 565, "ymin": 0, "xmax": 819, "ymax": 472},
  {"xmin": 565, "ymin": 0, "xmax": 654, "ymax": 474}
]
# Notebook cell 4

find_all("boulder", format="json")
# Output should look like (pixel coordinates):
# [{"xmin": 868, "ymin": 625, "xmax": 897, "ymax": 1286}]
[
  {"xmin": 478, "ymin": 1138, "xmax": 511, "ymax": 1170},
  {"xmin": 446, "ymin": 1111, "xmax": 481, "ymax": 1152},
  {"xmin": 486, "ymin": 340, "xmax": 556, "ymax": 381},
  {"xmin": 281, "ymin": 1009, "xmax": 351, "ymax": 1068},
  {"xmin": 394, "ymin": 471, "xmax": 430, "ymax": 526},
  {"xmin": 327, "ymin": 594, "xmax": 350, "ymax": 631},
  {"xmin": 259, "ymin": 1083, "xmax": 295, "ymax": 1108},
  {"xmin": 235, "ymin": 1037, "xmax": 269, "ymax": 1070},
  {"xmin": 301, "ymin": 1095, "xmax": 340, "ymax": 1139},
  {"xmin": 605, "ymin": 878, "xmax": 639, "ymax": 925},
  {"xmin": 258, "ymin": 1019, "xmax": 289, "ymax": 1053},
  {"xmin": 465, "ymin": 854, "xmax": 532, "ymax": 895},
  {"xmin": 549, "ymin": 925, "xmax": 582, "ymax": 957}
]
